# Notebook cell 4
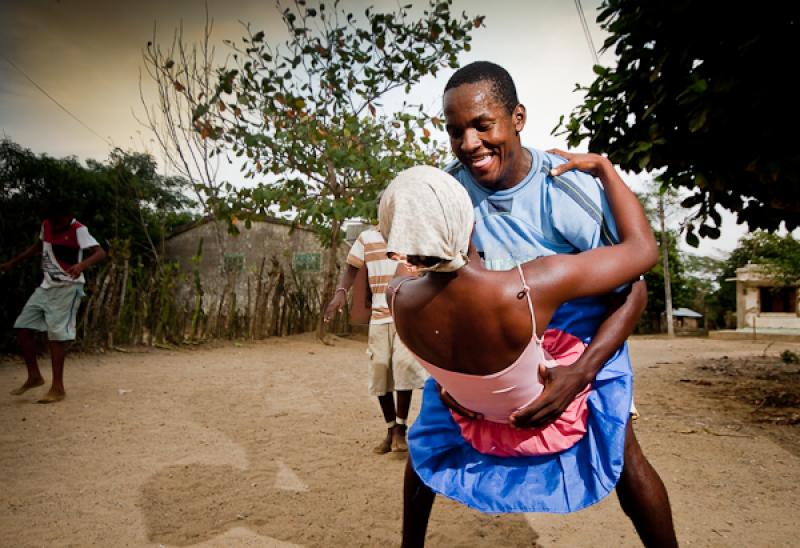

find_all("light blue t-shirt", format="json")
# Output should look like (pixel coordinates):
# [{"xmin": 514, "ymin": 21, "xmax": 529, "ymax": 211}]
[
  {"xmin": 446, "ymin": 147, "xmax": 625, "ymax": 340},
  {"xmin": 446, "ymin": 147, "xmax": 620, "ymax": 270}
]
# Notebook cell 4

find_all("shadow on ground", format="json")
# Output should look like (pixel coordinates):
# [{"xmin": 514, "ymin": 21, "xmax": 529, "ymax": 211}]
[{"xmin": 139, "ymin": 378, "xmax": 539, "ymax": 547}]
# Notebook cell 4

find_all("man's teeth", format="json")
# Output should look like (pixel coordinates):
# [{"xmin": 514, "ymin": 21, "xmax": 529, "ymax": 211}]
[{"xmin": 472, "ymin": 156, "xmax": 492, "ymax": 168}]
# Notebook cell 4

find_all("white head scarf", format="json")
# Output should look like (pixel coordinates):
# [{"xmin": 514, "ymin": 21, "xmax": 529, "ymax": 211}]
[{"xmin": 378, "ymin": 165, "xmax": 474, "ymax": 273}]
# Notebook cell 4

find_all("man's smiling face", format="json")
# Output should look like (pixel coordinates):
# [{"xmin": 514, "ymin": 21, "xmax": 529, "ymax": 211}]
[{"xmin": 443, "ymin": 80, "xmax": 528, "ymax": 191}]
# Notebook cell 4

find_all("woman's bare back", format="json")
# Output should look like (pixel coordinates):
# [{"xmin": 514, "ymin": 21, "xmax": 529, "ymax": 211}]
[{"xmin": 390, "ymin": 264, "xmax": 561, "ymax": 376}]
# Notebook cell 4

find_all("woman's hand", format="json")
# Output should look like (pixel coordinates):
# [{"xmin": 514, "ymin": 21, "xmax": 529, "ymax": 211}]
[{"xmin": 546, "ymin": 148, "xmax": 611, "ymax": 178}]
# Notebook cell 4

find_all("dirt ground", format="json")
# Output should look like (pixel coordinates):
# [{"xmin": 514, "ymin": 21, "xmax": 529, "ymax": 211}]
[{"xmin": 2, "ymin": 335, "xmax": 799, "ymax": 548}]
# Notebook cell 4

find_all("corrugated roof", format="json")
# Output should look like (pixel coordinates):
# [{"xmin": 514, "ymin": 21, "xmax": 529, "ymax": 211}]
[{"xmin": 673, "ymin": 307, "xmax": 703, "ymax": 318}]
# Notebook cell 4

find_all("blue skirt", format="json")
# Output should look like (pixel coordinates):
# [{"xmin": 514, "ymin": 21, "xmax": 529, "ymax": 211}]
[{"xmin": 408, "ymin": 342, "xmax": 632, "ymax": 514}]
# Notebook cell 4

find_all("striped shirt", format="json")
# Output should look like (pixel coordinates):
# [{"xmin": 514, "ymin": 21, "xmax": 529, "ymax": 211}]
[{"xmin": 347, "ymin": 228, "xmax": 397, "ymax": 325}]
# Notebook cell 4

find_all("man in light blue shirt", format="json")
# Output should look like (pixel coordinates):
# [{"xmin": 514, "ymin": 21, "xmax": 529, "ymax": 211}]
[
  {"xmin": 449, "ymin": 144, "xmax": 627, "ymax": 339},
  {"xmin": 454, "ymin": 146, "xmax": 620, "ymax": 267},
  {"xmin": 401, "ymin": 62, "xmax": 678, "ymax": 548}
]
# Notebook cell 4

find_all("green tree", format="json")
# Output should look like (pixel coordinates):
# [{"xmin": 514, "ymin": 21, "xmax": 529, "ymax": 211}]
[
  {"xmin": 682, "ymin": 253, "xmax": 726, "ymax": 329},
  {"xmin": 637, "ymin": 183, "xmax": 729, "ymax": 330},
  {"xmin": 641, "ymin": 229, "xmax": 691, "ymax": 332},
  {"xmin": 103, "ymin": 149, "xmax": 196, "ymax": 263},
  {"xmin": 636, "ymin": 184, "xmax": 689, "ymax": 333},
  {"xmin": 180, "ymin": 0, "xmax": 482, "ymax": 337},
  {"xmin": 558, "ymin": 0, "xmax": 800, "ymax": 244}
]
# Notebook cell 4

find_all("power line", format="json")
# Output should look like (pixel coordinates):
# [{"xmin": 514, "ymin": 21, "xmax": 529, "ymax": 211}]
[
  {"xmin": 575, "ymin": 0, "xmax": 600, "ymax": 66},
  {"xmin": 1, "ymin": 53, "xmax": 114, "ymax": 148}
]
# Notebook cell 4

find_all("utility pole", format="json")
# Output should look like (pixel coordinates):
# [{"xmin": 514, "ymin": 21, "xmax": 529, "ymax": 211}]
[{"xmin": 659, "ymin": 193, "xmax": 675, "ymax": 337}]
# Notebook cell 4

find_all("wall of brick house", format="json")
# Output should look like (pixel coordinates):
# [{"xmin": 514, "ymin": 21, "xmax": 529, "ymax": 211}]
[{"xmin": 164, "ymin": 219, "xmax": 350, "ymax": 338}]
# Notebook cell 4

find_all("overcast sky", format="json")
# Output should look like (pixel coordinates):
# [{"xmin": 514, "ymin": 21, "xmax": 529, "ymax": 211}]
[{"xmin": 0, "ymin": 0, "xmax": 750, "ymax": 256}]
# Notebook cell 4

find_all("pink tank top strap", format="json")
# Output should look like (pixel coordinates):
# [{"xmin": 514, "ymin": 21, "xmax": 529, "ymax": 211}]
[
  {"xmin": 390, "ymin": 275, "xmax": 415, "ymax": 315},
  {"xmin": 515, "ymin": 263, "xmax": 542, "ymax": 344}
]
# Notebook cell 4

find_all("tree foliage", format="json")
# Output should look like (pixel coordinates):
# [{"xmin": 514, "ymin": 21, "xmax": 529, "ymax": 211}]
[
  {"xmin": 682, "ymin": 253, "xmax": 726, "ymax": 329},
  {"xmin": 0, "ymin": 139, "xmax": 193, "ymax": 258},
  {"xmin": 139, "ymin": 6, "xmax": 232, "ymax": 262},
  {"xmin": 559, "ymin": 0, "xmax": 800, "ymax": 245},
  {"xmin": 641, "ymin": 229, "xmax": 691, "ymax": 331},
  {"xmin": 636, "ymin": 185, "xmax": 688, "ymax": 330},
  {"xmin": 189, "ymin": 0, "xmax": 482, "ymax": 241},
  {"xmin": 719, "ymin": 232, "xmax": 800, "ymax": 289}
]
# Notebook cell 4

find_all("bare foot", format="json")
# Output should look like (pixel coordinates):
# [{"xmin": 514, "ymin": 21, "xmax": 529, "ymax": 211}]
[
  {"xmin": 373, "ymin": 428, "xmax": 394, "ymax": 454},
  {"xmin": 9, "ymin": 378, "xmax": 45, "ymax": 396},
  {"xmin": 37, "ymin": 388, "xmax": 66, "ymax": 404},
  {"xmin": 391, "ymin": 424, "xmax": 408, "ymax": 452}
]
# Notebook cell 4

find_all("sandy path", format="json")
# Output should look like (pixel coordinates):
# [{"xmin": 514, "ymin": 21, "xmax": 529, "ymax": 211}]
[{"xmin": 1, "ymin": 335, "xmax": 799, "ymax": 547}]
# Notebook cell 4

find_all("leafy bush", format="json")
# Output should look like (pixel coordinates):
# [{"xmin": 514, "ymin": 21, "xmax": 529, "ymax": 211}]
[{"xmin": 780, "ymin": 350, "xmax": 799, "ymax": 365}]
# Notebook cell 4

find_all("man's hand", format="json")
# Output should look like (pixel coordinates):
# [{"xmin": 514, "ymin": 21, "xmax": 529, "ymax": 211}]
[
  {"xmin": 65, "ymin": 263, "xmax": 85, "ymax": 279},
  {"xmin": 323, "ymin": 291, "xmax": 346, "ymax": 323},
  {"xmin": 509, "ymin": 364, "xmax": 590, "ymax": 428},
  {"xmin": 546, "ymin": 148, "xmax": 611, "ymax": 179},
  {"xmin": 438, "ymin": 383, "xmax": 483, "ymax": 421}
]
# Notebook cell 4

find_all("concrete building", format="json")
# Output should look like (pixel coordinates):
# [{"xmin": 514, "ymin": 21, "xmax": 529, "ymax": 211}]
[
  {"xmin": 733, "ymin": 264, "xmax": 800, "ymax": 330},
  {"xmin": 164, "ymin": 216, "xmax": 347, "ymax": 338}
]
